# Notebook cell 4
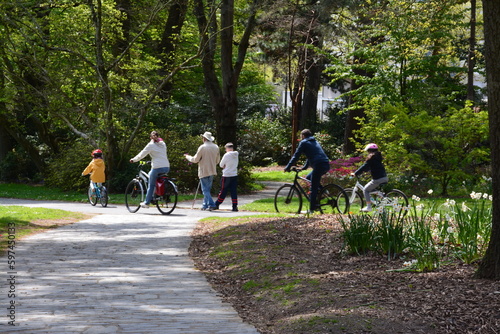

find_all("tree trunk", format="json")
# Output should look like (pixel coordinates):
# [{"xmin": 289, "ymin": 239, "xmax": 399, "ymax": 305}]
[
  {"xmin": 301, "ymin": 44, "xmax": 323, "ymax": 131},
  {"xmin": 476, "ymin": 0, "xmax": 500, "ymax": 279},
  {"xmin": 467, "ymin": 0, "xmax": 477, "ymax": 102},
  {"xmin": 194, "ymin": 0, "xmax": 257, "ymax": 147},
  {"xmin": 157, "ymin": 0, "xmax": 188, "ymax": 100}
]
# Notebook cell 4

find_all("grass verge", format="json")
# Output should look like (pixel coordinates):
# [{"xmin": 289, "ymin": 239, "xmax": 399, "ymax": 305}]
[
  {"xmin": 0, "ymin": 183, "xmax": 194, "ymax": 204},
  {"xmin": 0, "ymin": 206, "xmax": 90, "ymax": 254}
]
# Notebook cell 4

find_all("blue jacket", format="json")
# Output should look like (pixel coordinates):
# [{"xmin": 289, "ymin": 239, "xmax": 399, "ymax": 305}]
[
  {"xmin": 354, "ymin": 151, "xmax": 387, "ymax": 180},
  {"xmin": 285, "ymin": 137, "xmax": 329, "ymax": 170}
]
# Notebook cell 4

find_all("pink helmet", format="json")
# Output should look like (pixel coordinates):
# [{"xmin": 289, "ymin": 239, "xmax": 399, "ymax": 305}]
[{"xmin": 364, "ymin": 143, "xmax": 378, "ymax": 151}]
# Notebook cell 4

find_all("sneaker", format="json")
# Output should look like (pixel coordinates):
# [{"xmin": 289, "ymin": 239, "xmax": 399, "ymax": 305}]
[
  {"xmin": 140, "ymin": 202, "xmax": 150, "ymax": 208},
  {"xmin": 232, "ymin": 207, "xmax": 238, "ymax": 212},
  {"xmin": 361, "ymin": 206, "xmax": 372, "ymax": 212},
  {"xmin": 208, "ymin": 206, "xmax": 217, "ymax": 211}
]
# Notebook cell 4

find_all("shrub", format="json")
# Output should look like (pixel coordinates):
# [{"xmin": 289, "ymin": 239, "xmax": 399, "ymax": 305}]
[
  {"xmin": 238, "ymin": 115, "xmax": 291, "ymax": 166},
  {"xmin": 45, "ymin": 140, "xmax": 95, "ymax": 192},
  {"xmin": 0, "ymin": 146, "xmax": 44, "ymax": 183},
  {"xmin": 44, "ymin": 131, "xmax": 255, "ymax": 195}
]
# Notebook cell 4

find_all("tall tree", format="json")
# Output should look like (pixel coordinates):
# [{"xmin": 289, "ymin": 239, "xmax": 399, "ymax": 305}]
[
  {"xmin": 466, "ymin": 0, "xmax": 477, "ymax": 102},
  {"xmin": 476, "ymin": 0, "xmax": 500, "ymax": 280},
  {"xmin": 328, "ymin": 0, "xmax": 467, "ymax": 153},
  {"xmin": 255, "ymin": 0, "xmax": 341, "ymax": 152},
  {"xmin": 0, "ymin": 0, "xmax": 200, "ymax": 183},
  {"xmin": 193, "ymin": 0, "xmax": 258, "ymax": 146}
]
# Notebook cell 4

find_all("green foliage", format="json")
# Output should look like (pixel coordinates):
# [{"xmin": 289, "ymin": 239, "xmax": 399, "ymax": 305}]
[
  {"xmin": 341, "ymin": 192, "xmax": 493, "ymax": 272},
  {"xmin": 374, "ymin": 212, "xmax": 408, "ymax": 260},
  {"xmin": 340, "ymin": 215, "xmax": 375, "ymax": 255},
  {"xmin": 328, "ymin": 0, "xmax": 474, "ymax": 110},
  {"xmin": 357, "ymin": 102, "xmax": 490, "ymax": 195},
  {"xmin": 0, "ymin": 147, "xmax": 43, "ymax": 183},
  {"xmin": 239, "ymin": 114, "xmax": 292, "ymax": 166},
  {"xmin": 45, "ymin": 141, "xmax": 96, "ymax": 192}
]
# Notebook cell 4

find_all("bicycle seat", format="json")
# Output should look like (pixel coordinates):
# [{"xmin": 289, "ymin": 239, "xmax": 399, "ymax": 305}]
[{"xmin": 157, "ymin": 173, "xmax": 168, "ymax": 177}]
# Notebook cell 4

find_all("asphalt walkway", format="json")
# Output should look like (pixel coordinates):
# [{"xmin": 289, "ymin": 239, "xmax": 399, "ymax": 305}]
[{"xmin": 0, "ymin": 182, "xmax": 282, "ymax": 333}]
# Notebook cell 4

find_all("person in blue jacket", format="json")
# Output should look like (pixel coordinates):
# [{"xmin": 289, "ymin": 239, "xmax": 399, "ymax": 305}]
[
  {"xmin": 284, "ymin": 129, "xmax": 330, "ymax": 213},
  {"xmin": 353, "ymin": 143, "xmax": 388, "ymax": 212}
]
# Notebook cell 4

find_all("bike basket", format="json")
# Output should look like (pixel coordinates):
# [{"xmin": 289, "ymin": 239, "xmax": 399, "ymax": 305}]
[{"xmin": 155, "ymin": 176, "xmax": 167, "ymax": 196}]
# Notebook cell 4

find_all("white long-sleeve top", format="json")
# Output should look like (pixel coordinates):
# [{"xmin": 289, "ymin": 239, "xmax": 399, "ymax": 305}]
[
  {"xmin": 131, "ymin": 140, "xmax": 170, "ymax": 169},
  {"xmin": 220, "ymin": 151, "xmax": 239, "ymax": 177}
]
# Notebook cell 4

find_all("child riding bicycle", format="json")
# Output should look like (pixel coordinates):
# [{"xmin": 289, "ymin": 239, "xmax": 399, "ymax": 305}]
[
  {"xmin": 352, "ymin": 143, "xmax": 388, "ymax": 212},
  {"xmin": 82, "ymin": 149, "xmax": 106, "ymax": 188}
]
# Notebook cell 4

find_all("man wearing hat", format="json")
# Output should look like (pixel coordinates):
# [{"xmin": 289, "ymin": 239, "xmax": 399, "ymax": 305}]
[{"xmin": 184, "ymin": 132, "xmax": 221, "ymax": 210}]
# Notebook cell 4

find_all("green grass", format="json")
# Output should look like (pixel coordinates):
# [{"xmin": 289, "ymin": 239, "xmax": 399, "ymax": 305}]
[
  {"xmin": 0, "ymin": 183, "xmax": 87, "ymax": 202},
  {"xmin": 0, "ymin": 206, "xmax": 88, "ymax": 253},
  {"xmin": 241, "ymin": 198, "xmax": 277, "ymax": 212},
  {"xmin": 252, "ymin": 169, "xmax": 308, "ymax": 182},
  {"xmin": 0, "ymin": 183, "xmax": 194, "ymax": 204}
]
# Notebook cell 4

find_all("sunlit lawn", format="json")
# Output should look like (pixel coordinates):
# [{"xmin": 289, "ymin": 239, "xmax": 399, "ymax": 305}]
[
  {"xmin": 0, "ymin": 183, "xmax": 193, "ymax": 204},
  {"xmin": 0, "ymin": 206, "xmax": 88, "ymax": 253}
]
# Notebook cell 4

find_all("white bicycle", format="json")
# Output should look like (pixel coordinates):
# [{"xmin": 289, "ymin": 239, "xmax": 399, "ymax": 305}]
[{"xmin": 345, "ymin": 176, "xmax": 409, "ymax": 215}]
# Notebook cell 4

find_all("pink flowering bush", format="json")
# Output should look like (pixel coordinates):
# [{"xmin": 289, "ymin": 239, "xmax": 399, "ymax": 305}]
[{"xmin": 322, "ymin": 156, "xmax": 362, "ymax": 187}]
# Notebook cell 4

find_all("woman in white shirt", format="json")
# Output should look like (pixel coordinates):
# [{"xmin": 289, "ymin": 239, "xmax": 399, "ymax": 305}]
[{"xmin": 130, "ymin": 131, "xmax": 170, "ymax": 207}]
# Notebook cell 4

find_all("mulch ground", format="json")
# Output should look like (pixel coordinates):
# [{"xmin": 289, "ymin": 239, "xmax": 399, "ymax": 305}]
[{"xmin": 189, "ymin": 214, "xmax": 500, "ymax": 334}]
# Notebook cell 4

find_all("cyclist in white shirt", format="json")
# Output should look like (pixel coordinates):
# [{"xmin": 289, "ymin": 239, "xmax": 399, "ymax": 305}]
[{"xmin": 130, "ymin": 131, "xmax": 170, "ymax": 208}]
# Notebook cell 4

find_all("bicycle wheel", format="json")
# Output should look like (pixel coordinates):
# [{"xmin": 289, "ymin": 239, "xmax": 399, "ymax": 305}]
[
  {"xmin": 380, "ymin": 189, "xmax": 409, "ymax": 215},
  {"xmin": 156, "ymin": 181, "xmax": 178, "ymax": 215},
  {"xmin": 344, "ymin": 188, "xmax": 365, "ymax": 213},
  {"xmin": 274, "ymin": 184, "xmax": 302, "ymax": 214},
  {"xmin": 88, "ymin": 186, "xmax": 97, "ymax": 206},
  {"xmin": 318, "ymin": 184, "xmax": 349, "ymax": 214},
  {"xmin": 125, "ymin": 179, "xmax": 144, "ymax": 213},
  {"xmin": 100, "ymin": 186, "xmax": 108, "ymax": 207}
]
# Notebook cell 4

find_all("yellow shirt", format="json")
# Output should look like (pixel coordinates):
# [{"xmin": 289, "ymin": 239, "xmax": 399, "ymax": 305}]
[{"xmin": 82, "ymin": 158, "xmax": 106, "ymax": 183}]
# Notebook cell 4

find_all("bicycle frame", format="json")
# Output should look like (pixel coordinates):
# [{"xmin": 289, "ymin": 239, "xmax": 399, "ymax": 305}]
[
  {"xmin": 90, "ymin": 182, "xmax": 103, "ymax": 198},
  {"xmin": 349, "ymin": 178, "xmax": 384, "ymax": 204},
  {"xmin": 287, "ymin": 169, "xmax": 312, "ymax": 202},
  {"xmin": 133, "ymin": 163, "xmax": 176, "ymax": 202}
]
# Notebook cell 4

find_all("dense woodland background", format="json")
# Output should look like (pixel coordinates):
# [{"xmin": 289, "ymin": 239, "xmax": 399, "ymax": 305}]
[
  {"xmin": 2, "ymin": 0, "xmax": 500, "ymax": 280},
  {"xmin": 0, "ymin": 0, "xmax": 491, "ymax": 197}
]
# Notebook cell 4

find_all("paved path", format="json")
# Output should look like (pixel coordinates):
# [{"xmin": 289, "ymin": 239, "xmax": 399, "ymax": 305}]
[{"xmin": 0, "ymin": 182, "xmax": 282, "ymax": 333}]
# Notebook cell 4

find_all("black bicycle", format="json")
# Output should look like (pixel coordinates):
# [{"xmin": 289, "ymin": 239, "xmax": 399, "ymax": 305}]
[
  {"xmin": 125, "ymin": 161, "xmax": 178, "ymax": 215},
  {"xmin": 274, "ymin": 167, "xmax": 349, "ymax": 214}
]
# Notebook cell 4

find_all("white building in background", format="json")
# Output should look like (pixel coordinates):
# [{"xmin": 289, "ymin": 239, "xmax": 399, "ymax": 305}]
[{"xmin": 280, "ymin": 86, "xmax": 345, "ymax": 121}]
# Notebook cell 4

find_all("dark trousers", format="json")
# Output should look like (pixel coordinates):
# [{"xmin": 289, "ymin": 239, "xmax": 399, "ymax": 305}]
[
  {"xmin": 215, "ymin": 176, "xmax": 238, "ymax": 208},
  {"xmin": 306, "ymin": 161, "xmax": 330, "ymax": 211}
]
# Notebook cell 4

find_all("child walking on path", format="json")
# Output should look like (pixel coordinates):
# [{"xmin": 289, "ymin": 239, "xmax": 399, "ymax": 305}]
[
  {"xmin": 214, "ymin": 143, "xmax": 239, "ymax": 211},
  {"xmin": 82, "ymin": 149, "xmax": 106, "ymax": 186}
]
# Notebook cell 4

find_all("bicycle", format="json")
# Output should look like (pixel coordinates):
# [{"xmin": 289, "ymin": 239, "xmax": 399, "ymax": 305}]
[
  {"xmin": 274, "ymin": 167, "xmax": 349, "ymax": 214},
  {"xmin": 125, "ymin": 161, "xmax": 178, "ymax": 215},
  {"xmin": 87, "ymin": 181, "xmax": 108, "ymax": 207},
  {"xmin": 345, "ymin": 175, "xmax": 409, "ymax": 214}
]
